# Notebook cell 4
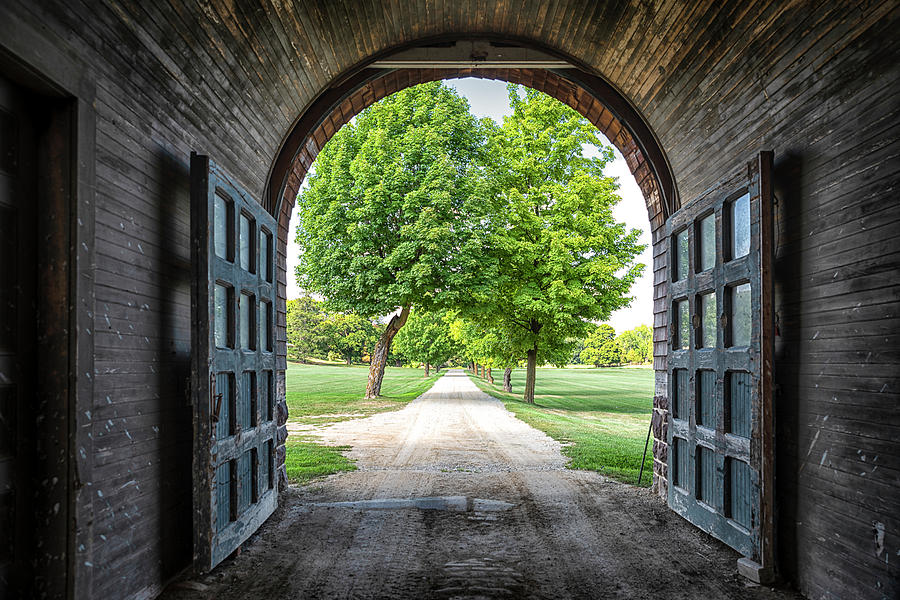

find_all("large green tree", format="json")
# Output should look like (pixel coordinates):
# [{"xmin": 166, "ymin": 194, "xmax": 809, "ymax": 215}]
[
  {"xmin": 480, "ymin": 85, "xmax": 645, "ymax": 403},
  {"xmin": 392, "ymin": 309, "xmax": 454, "ymax": 376},
  {"xmin": 295, "ymin": 82, "xmax": 492, "ymax": 398}
]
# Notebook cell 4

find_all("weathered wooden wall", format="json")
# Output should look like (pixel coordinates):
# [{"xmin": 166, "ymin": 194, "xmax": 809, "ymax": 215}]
[{"xmin": 0, "ymin": 1, "xmax": 896, "ymax": 599}]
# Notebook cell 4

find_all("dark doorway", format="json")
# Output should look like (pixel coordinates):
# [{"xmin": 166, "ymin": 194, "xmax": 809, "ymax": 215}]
[
  {"xmin": 0, "ymin": 70, "xmax": 72, "ymax": 598},
  {"xmin": 0, "ymin": 71, "xmax": 39, "ymax": 595}
]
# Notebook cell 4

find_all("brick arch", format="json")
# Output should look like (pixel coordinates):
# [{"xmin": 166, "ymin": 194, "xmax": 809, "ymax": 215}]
[{"xmin": 271, "ymin": 66, "xmax": 675, "ymax": 258}]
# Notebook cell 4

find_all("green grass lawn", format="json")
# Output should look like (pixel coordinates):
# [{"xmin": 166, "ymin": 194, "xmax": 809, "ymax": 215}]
[
  {"xmin": 469, "ymin": 367, "xmax": 654, "ymax": 486},
  {"xmin": 284, "ymin": 362, "xmax": 441, "ymax": 483},
  {"xmin": 286, "ymin": 362, "xmax": 441, "ymax": 422},
  {"xmin": 284, "ymin": 439, "xmax": 357, "ymax": 484}
]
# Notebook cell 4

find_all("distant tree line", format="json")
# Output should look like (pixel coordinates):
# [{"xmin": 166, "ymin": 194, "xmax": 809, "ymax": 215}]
[
  {"xmin": 287, "ymin": 295, "xmax": 652, "ymax": 377},
  {"xmin": 286, "ymin": 297, "xmax": 379, "ymax": 365},
  {"xmin": 573, "ymin": 323, "xmax": 653, "ymax": 367},
  {"xmin": 287, "ymin": 297, "xmax": 456, "ymax": 375}
]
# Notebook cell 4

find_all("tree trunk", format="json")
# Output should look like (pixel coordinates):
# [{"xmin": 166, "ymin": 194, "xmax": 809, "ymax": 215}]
[
  {"xmin": 524, "ymin": 343, "xmax": 538, "ymax": 404},
  {"xmin": 346, "ymin": 357, "xmax": 352, "ymax": 365},
  {"xmin": 424, "ymin": 363, "xmax": 430, "ymax": 377},
  {"xmin": 486, "ymin": 367, "xmax": 493, "ymax": 384},
  {"xmin": 365, "ymin": 305, "xmax": 410, "ymax": 399},
  {"xmin": 470, "ymin": 361, "xmax": 475, "ymax": 373},
  {"xmin": 503, "ymin": 367, "xmax": 513, "ymax": 393}
]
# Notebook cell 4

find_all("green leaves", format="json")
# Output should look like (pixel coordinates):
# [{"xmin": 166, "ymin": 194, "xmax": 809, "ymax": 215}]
[
  {"xmin": 578, "ymin": 323, "xmax": 653, "ymax": 366},
  {"xmin": 320, "ymin": 313, "xmax": 378, "ymax": 364},
  {"xmin": 286, "ymin": 297, "xmax": 378, "ymax": 364},
  {"xmin": 392, "ymin": 309, "xmax": 455, "ymax": 368},
  {"xmin": 616, "ymin": 324, "xmax": 653, "ymax": 364},
  {"xmin": 581, "ymin": 324, "xmax": 622, "ymax": 367},
  {"xmin": 477, "ymin": 85, "xmax": 645, "ymax": 360},
  {"xmin": 449, "ymin": 316, "xmax": 522, "ymax": 369},
  {"xmin": 295, "ymin": 82, "xmax": 490, "ymax": 318},
  {"xmin": 286, "ymin": 297, "xmax": 329, "ymax": 360}
]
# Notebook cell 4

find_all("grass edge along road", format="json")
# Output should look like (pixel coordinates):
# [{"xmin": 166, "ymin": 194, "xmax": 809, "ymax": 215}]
[
  {"xmin": 285, "ymin": 362, "xmax": 441, "ymax": 483},
  {"xmin": 468, "ymin": 367, "xmax": 654, "ymax": 487}
]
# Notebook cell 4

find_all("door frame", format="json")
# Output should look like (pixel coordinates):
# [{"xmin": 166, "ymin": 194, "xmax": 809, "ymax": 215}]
[{"xmin": 0, "ymin": 11, "xmax": 96, "ymax": 599}]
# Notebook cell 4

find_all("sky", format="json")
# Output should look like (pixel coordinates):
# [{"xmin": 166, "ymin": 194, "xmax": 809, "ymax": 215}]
[{"xmin": 285, "ymin": 77, "xmax": 654, "ymax": 334}]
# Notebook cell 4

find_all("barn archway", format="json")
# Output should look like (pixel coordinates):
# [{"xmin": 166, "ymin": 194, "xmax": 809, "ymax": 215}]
[
  {"xmin": 264, "ymin": 38, "xmax": 677, "ymax": 504},
  {"xmin": 260, "ymin": 30, "xmax": 681, "ymax": 547}
]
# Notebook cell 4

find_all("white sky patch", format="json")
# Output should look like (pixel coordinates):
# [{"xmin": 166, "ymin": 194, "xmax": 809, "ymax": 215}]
[{"xmin": 286, "ymin": 77, "xmax": 653, "ymax": 334}]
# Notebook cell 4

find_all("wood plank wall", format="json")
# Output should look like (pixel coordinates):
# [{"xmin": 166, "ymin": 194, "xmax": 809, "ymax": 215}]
[{"xmin": 1, "ymin": 1, "xmax": 896, "ymax": 599}]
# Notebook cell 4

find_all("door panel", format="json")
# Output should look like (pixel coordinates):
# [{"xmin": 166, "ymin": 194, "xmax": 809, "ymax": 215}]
[
  {"xmin": 666, "ymin": 152, "xmax": 774, "ymax": 571},
  {"xmin": 191, "ymin": 153, "xmax": 278, "ymax": 571}
]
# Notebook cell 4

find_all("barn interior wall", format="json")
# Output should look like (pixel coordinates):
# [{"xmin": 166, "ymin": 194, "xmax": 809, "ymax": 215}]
[
  {"xmin": 1, "ymin": 2, "xmax": 896, "ymax": 599},
  {"xmin": 0, "ymin": 2, "xmax": 300, "ymax": 597}
]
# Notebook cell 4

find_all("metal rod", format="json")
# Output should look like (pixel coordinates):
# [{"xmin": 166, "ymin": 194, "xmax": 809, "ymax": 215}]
[{"xmin": 638, "ymin": 420, "xmax": 652, "ymax": 486}]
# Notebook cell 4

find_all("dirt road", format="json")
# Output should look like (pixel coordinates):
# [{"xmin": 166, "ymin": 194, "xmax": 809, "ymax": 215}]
[{"xmin": 164, "ymin": 370, "xmax": 798, "ymax": 600}]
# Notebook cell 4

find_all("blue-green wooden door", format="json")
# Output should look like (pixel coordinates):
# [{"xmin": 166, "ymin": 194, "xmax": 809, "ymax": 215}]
[
  {"xmin": 191, "ymin": 153, "xmax": 278, "ymax": 571},
  {"xmin": 666, "ymin": 152, "xmax": 775, "ymax": 573}
]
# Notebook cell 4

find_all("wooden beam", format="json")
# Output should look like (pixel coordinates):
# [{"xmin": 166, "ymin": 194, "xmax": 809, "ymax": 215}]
[
  {"xmin": 758, "ymin": 149, "xmax": 776, "ymax": 576},
  {"xmin": 370, "ymin": 40, "xmax": 570, "ymax": 69},
  {"xmin": 371, "ymin": 60, "xmax": 571, "ymax": 68}
]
